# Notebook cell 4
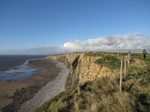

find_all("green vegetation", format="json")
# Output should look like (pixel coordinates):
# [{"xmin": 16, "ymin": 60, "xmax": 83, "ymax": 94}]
[
  {"xmin": 95, "ymin": 55, "xmax": 120, "ymax": 70},
  {"xmin": 84, "ymin": 52, "xmax": 128, "ymax": 57},
  {"xmin": 35, "ymin": 52, "xmax": 150, "ymax": 112},
  {"xmin": 85, "ymin": 52, "xmax": 130, "ymax": 70},
  {"xmin": 134, "ymin": 53, "xmax": 150, "ymax": 63},
  {"xmin": 84, "ymin": 52, "xmax": 103, "ymax": 57}
]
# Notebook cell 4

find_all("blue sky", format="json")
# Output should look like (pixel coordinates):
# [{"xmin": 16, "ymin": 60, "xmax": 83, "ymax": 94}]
[{"xmin": 0, "ymin": 0, "xmax": 150, "ymax": 54}]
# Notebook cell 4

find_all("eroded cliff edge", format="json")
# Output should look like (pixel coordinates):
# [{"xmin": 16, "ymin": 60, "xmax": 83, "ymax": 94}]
[
  {"xmin": 46, "ymin": 52, "xmax": 118, "ymax": 89},
  {"xmin": 35, "ymin": 52, "xmax": 150, "ymax": 112}
]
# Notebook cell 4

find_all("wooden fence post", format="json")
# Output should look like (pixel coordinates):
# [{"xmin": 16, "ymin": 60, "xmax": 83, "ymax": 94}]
[
  {"xmin": 128, "ymin": 51, "xmax": 131, "ymax": 65},
  {"xmin": 120, "ymin": 59, "xmax": 123, "ymax": 93},
  {"xmin": 124, "ymin": 59, "xmax": 127, "ymax": 77},
  {"xmin": 125, "ymin": 56, "xmax": 128, "ymax": 76}
]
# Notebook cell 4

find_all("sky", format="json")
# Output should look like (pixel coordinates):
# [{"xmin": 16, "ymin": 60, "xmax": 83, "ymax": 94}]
[{"xmin": 0, "ymin": 0, "xmax": 150, "ymax": 54}]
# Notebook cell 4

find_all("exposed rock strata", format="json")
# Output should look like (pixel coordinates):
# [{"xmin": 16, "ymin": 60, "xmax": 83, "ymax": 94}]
[
  {"xmin": 18, "ymin": 52, "xmax": 117, "ymax": 112},
  {"xmin": 46, "ymin": 52, "xmax": 117, "ymax": 89}
]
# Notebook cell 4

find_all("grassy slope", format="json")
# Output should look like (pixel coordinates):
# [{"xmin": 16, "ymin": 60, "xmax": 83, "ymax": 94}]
[{"xmin": 34, "ymin": 52, "xmax": 150, "ymax": 112}]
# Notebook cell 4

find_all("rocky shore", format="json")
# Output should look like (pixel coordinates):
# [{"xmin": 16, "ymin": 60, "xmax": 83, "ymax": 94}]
[
  {"xmin": 18, "ymin": 61, "xmax": 69, "ymax": 112},
  {"xmin": 1, "ymin": 59, "xmax": 61, "ymax": 112}
]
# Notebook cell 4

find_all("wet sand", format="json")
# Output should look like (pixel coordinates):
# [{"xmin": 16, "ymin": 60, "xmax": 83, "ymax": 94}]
[{"xmin": 0, "ymin": 59, "xmax": 60, "ymax": 112}]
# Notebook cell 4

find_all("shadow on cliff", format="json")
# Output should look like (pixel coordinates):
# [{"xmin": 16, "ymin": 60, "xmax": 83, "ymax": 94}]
[{"xmin": 65, "ymin": 56, "xmax": 80, "ymax": 89}]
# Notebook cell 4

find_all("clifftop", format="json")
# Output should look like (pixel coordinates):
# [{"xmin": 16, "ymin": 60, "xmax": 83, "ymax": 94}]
[
  {"xmin": 46, "ymin": 52, "xmax": 120, "ymax": 89},
  {"xmin": 35, "ymin": 52, "xmax": 150, "ymax": 112}
]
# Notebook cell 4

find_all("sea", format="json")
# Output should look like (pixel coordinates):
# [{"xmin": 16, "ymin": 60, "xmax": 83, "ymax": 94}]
[{"xmin": 0, "ymin": 55, "xmax": 47, "ymax": 80}]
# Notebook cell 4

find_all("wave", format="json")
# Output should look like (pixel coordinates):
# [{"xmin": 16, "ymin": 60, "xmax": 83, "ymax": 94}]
[{"xmin": 0, "ymin": 59, "xmax": 37, "ymax": 80}]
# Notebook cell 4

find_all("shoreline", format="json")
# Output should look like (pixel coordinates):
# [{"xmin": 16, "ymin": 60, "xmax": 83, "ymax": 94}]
[
  {"xmin": 0, "ymin": 59, "xmax": 61, "ymax": 112},
  {"xmin": 0, "ymin": 59, "xmax": 37, "ymax": 80},
  {"xmin": 18, "ymin": 60, "xmax": 69, "ymax": 112}
]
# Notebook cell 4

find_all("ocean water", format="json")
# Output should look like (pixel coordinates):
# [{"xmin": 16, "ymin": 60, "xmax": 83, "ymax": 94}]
[{"xmin": 0, "ymin": 55, "xmax": 47, "ymax": 80}]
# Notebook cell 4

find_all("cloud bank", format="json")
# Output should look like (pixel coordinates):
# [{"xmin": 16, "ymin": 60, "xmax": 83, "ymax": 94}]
[{"xmin": 1, "ymin": 33, "xmax": 150, "ymax": 54}]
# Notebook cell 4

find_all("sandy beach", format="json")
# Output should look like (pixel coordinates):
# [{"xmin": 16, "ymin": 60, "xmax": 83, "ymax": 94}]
[{"xmin": 0, "ymin": 59, "xmax": 61, "ymax": 112}]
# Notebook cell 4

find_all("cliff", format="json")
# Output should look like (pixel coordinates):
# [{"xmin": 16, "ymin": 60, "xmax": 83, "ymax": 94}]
[
  {"xmin": 35, "ymin": 52, "xmax": 150, "ymax": 112},
  {"xmin": 46, "ymin": 52, "xmax": 119, "ymax": 89}
]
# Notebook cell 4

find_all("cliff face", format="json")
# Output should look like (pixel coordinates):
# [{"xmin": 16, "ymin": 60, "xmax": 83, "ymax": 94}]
[
  {"xmin": 46, "ymin": 53, "xmax": 82, "ymax": 69},
  {"xmin": 46, "ymin": 52, "xmax": 117, "ymax": 89},
  {"xmin": 35, "ymin": 53, "xmax": 150, "ymax": 112}
]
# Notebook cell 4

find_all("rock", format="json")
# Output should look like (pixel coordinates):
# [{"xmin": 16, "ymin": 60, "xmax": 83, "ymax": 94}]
[
  {"xmin": 46, "ymin": 52, "xmax": 116, "ymax": 89},
  {"xmin": 2, "ymin": 86, "xmax": 42, "ymax": 112}
]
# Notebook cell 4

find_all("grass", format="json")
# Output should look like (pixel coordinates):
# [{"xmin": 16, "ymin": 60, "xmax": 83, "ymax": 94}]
[
  {"xmin": 34, "ymin": 52, "xmax": 150, "ymax": 112},
  {"xmin": 133, "ymin": 53, "xmax": 150, "ymax": 62},
  {"xmin": 85, "ymin": 52, "xmax": 132, "ymax": 70},
  {"xmin": 35, "ymin": 71, "xmax": 150, "ymax": 112},
  {"xmin": 95, "ymin": 54, "xmax": 120, "ymax": 70}
]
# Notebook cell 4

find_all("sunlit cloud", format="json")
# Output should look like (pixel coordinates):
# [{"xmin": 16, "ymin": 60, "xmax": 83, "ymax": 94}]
[
  {"xmin": 63, "ymin": 33, "xmax": 150, "ymax": 52},
  {"xmin": 0, "ymin": 33, "xmax": 150, "ymax": 54}
]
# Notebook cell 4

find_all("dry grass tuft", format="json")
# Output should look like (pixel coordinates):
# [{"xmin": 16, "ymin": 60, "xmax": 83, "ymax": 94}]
[{"xmin": 35, "ymin": 53, "xmax": 150, "ymax": 112}]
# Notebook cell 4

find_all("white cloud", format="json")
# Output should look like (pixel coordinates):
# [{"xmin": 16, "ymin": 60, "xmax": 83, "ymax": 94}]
[
  {"xmin": 63, "ymin": 33, "xmax": 150, "ymax": 52},
  {"xmin": 0, "ymin": 33, "xmax": 150, "ymax": 54}
]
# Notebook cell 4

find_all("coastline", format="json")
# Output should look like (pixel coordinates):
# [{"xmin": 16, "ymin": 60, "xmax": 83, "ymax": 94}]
[
  {"xmin": 18, "ymin": 60, "xmax": 69, "ymax": 112},
  {"xmin": 0, "ymin": 59, "xmax": 61, "ymax": 112}
]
